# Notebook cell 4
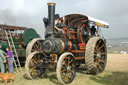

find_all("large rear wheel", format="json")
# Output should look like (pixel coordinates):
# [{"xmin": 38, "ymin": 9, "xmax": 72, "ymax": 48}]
[
  {"xmin": 56, "ymin": 52, "xmax": 76, "ymax": 84},
  {"xmin": 85, "ymin": 37, "xmax": 107, "ymax": 74}
]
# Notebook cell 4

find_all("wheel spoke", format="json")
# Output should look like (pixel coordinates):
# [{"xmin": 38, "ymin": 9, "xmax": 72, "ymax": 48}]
[
  {"xmin": 33, "ymin": 44, "xmax": 37, "ymax": 50},
  {"xmin": 95, "ymin": 62, "xmax": 102, "ymax": 72},
  {"xmin": 68, "ymin": 72, "xmax": 72, "ymax": 77},
  {"xmin": 33, "ymin": 43, "xmax": 39, "ymax": 50},
  {"xmin": 97, "ymin": 63, "xmax": 103, "ymax": 71},
  {"xmin": 32, "ymin": 58, "xmax": 37, "ymax": 64},
  {"xmin": 61, "ymin": 69, "xmax": 67, "ymax": 72},
  {"xmin": 96, "ymin": 66, "xmax": 100, "ymax": 72},
  {"xmin": 95, "ymin": 62, "xmax": 100, "ymax": 72},
  {"xmin": 64, "ymin": 73, "xmax": 68, "ymax": 81},
  {"xmin": 31, "ymin": 49, "xmax": 35, "ymax": 52},
  {"xmin": 40, "ymin": 43, "xmax": 43, "ymax": 51},
  {"xmin": 68, "ymin": 70, "xmax": 73, "ymax": 73},
  {"xmin": 38, "ymin": 55, "xmax": 41, "ymax": 63},
  {"xmin": 67, "ymin": 73, "xmax": 71, "ymax": 79},
  {"xmin": 97, "ymin": 44, "xmax": 104, "ymax": 51},
  {"xmin": 64, "ymin": 61, "xmax": 68, "ymax": 66},
  {"xmin": 29, "ymin": 67, "xmax": 36, "ymax": 71},
  {"xmin": 96, "ymin": 40, "xmax": 101, "ymax": 51},
  {"xmin": 68, "ymin": 57, "xmax": 71, "ymax": 63},
  {"xmin": 32, "ymin": 69, "xmax": 36, "ymax": 73},
  {"xmin": 70, "ymin": 64, "xmax": 75, "ymax": 68},
  {"xmin": 68, "ymin": 60, "xmax": 73, "ymax": 65},
  {"xmin": 101, "ymin": 52, "xmax": 105, "ymax": 55},
  {"xmin": 94, "ymin": 48, "xmax": 98, "ymax": 53},
  {"xmin": 97, "ymin": 40, "xmax": 102, "ymax": 47},
  {"xmin": 37, "ymin": 41, "xmax": 40, "ymax": 46},
  {"xmin": 98, "ymin": 59, "xmax": 104, "ymax": 63},
  {"xmin": 37, "ymin": 41, "xmax": 42, "ymax": 51}
]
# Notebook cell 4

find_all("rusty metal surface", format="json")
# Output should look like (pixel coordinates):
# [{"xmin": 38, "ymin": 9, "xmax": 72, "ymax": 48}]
[
  {"xmin": 62, "ymin": 14, "xmax": 88, "ymax": 28},
  {"xmin": 0, "ymin": 24, "xmax": 27, "ymax": 30}
]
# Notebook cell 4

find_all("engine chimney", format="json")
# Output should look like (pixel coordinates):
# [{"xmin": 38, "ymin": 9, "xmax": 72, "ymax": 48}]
[{"xmin": 46, "ymin": 3, "xmax": 56, "ymax": 37}]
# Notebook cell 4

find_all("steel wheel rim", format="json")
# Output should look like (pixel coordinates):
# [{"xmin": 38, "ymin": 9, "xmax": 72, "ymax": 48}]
[
  {"xmin": 28, "ymin": 53, "xmax": 44, "ymax": 79},
  {"xmin": 94, "ymin": 39, "xmax": 106, "ymax": 73},
  {"xmin": 61, "ymin": 55, "xmax": 76, "ymax": 84}
]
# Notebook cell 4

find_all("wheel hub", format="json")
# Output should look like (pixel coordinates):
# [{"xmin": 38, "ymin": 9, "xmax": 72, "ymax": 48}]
[
  {"xmin": 96, "ymin": 52, "xmax": 101, "ymax": 59},
  {"xmin": 67, "ymin": 66, "xmax": 71, "ymax": 71}
]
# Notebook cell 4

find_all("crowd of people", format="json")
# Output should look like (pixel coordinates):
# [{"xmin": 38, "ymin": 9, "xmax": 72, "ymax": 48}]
[{"xmin": 0, "ymin": 45, "xmax": 14, "ymax": 73}]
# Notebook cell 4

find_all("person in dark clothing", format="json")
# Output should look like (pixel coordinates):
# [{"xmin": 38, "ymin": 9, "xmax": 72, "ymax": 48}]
[
  {"xmin": 43, "ymin": 17, "xmax": 49, "ymax": 28},
  {"xmin": 90, "ymin": 26, "xmax": 99, "ymax": 36},
  {"xmin": 55, "ymin": 18, "xmax": 66, "ymax": 31},
  {"xmin": 54, "ymin": 18, "xmax": 66, "ymax": 36},
  {"xmin": 55, "ymin": 14, "xmax": 60, "ymax": 20},
  {"xmin": 43, "ymin": 14, "xmax": 60, "ymax": 28},
  {"xmin": 43, "ymin": 17, "xmax": 49, "ymax": 39},
  {"xmin": 44, "ymin": 14, "xmax": 60, "ymax": 38},
  {"xmin": 6, "ymin": 47, "xmax": 14, "ymax": 73}
]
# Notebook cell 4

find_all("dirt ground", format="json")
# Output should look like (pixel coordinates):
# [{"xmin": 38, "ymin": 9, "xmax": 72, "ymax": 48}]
[
  {"xmin": 0, "ymin": 54, "xmax": 128, "ymax": 85},
  {"xmin": 106, "ymin": 54, "xmax": 128, "ymax": 71}
]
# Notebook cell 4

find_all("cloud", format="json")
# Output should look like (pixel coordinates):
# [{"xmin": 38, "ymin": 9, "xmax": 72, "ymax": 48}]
[{"xmin": 0, "ymin": 0, "xmax": 127, "ymax": 38}]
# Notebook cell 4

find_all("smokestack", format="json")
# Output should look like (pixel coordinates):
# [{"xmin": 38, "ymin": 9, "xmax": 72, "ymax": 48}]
[{"xmin": 46, "ymin": 3, "xmax": 56, "ymax": 35}]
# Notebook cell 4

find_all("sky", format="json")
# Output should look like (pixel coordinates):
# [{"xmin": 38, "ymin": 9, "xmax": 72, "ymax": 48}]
[{"xmin": 0, "ymin": 0, "xmax": 127, "ymax": 39}]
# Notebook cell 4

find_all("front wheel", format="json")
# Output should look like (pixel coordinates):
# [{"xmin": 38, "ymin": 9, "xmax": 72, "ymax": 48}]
[
  {"xmin": 56, "ymin": 52, "xmax": 76, "ymax": 84},
  {"xmin": 25, "ymin": 51, "xmax": 45, "ymax": 79}
]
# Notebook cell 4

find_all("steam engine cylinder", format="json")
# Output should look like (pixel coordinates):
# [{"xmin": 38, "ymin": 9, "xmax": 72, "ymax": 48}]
[{"xmin": 42, "ymin": 39, "xmax": 72, "ymax": 54}]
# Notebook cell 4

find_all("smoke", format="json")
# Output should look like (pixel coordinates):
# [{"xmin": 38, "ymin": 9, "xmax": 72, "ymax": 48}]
[
  {"xmin": 0, "ymin": 9, "xmax": 31, "ymax": 26},
  {"xmin": 0, "ymin": 0, "xmax": 128, "ymax": 39},
  {"xmin": 0, "ymin": 10, "xmax": 16, "ymax": 25},
  {"xmin": 0, "ymin": 9, "xmax": 45, "ymax": 38}
]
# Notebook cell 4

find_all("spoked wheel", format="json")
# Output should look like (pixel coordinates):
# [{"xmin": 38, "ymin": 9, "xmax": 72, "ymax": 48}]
[
  {"xmin": 56, "ymin": 52, "xmax": 76, "ymax": 84},
  {"xmin": 26, "ymin": 38, "xmax": 44, "ymax": 57},
  {"xmin": 25, "ymin": 51, "xmax": 45, "ymax": 79},
  {"xmin": 85, "ymin": 37, "xmax": 107, "ymax": 74}
]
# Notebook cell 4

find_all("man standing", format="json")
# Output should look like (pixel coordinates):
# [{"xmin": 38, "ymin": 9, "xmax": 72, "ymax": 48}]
[
  {"xmin": 90, "ymin": 26, "xmax": 99, "ymax": 37},
  {"xmin": 0, "ymin": 44, "xmax": 6, "ymax": 73}
]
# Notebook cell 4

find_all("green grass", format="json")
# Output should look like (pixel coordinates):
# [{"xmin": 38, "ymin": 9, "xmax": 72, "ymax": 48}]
[
  {"xmin": 0, "ymin": 69, "xmax": 128, "ymax": 85},
  {"xmin": 71, "ymin": 70, "xmax": 128, "ymax": 85}
]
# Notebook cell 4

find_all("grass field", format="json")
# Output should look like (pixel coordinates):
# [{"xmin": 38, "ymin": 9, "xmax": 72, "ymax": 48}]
[{"xmin": 0, "ymin": 54, "xmax": 128, "ymax": 85}]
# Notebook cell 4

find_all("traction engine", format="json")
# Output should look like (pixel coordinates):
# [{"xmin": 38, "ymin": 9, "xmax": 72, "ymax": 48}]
[{"xmin": 25, "ymin": 3, "xmax": 109, "ymax": 84}]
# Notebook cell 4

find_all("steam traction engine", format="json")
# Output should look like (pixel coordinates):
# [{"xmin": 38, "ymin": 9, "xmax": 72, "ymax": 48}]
[{"xmin": 25, "ymin": 3, "xmax": 109, "ymax": 84}]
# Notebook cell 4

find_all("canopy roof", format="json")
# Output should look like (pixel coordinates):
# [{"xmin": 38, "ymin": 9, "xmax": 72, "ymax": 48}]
[
  {"xmin": 63, "ymin": 14, "xmax": 88, "ymax": 28},
  {"xmin": 62, "ymin": 14, "xmax": 109, "ymax": 28},
  {"xmin": 88, "ymin": 16, "xmax": 109, "ymax": 28}
]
